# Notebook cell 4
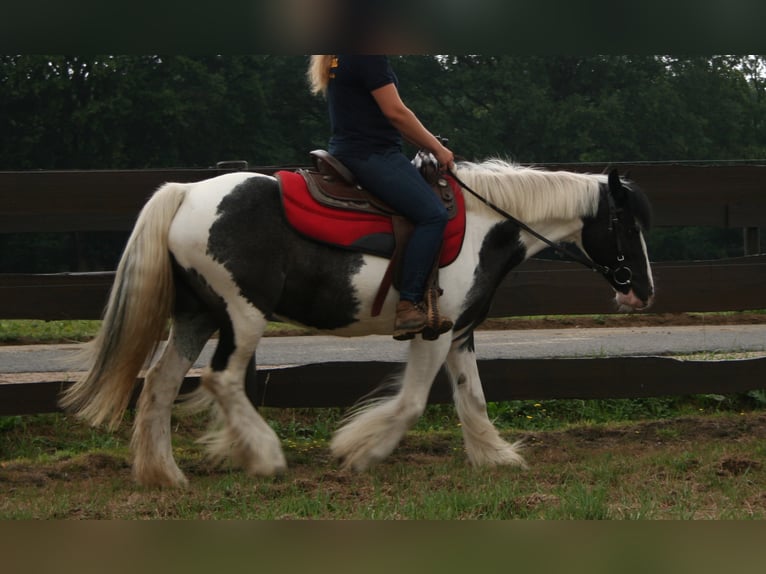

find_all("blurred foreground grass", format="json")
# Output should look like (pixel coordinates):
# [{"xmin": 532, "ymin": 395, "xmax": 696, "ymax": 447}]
[{"xmin": 0, "ymin": 319, "xmax": 312, "ymax": 344}]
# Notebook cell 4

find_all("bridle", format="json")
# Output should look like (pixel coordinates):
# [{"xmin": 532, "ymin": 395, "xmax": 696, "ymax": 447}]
[
  {"xmin": 448, "ymin": 170, "xmax": 634, "ymax": 290},
  {"xmin": 603, "ymin": 190, "xmax": 634, "ymax": 288}
]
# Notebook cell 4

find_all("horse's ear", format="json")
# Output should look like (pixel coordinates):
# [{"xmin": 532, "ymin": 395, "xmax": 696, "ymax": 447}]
[{"xmin": 608, "ymin": 168, "xmax": 627, "ymax": 202}]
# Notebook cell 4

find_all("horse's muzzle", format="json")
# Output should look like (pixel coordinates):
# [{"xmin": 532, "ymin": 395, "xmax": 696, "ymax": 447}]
[{"xmin": 616, "ymin": 289, "xmax": 654, "ymax": 312}]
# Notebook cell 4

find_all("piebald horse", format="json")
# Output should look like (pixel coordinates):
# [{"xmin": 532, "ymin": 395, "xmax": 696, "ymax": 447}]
[{"xmin": 61, "ymin": 159, "xmax": 654, "ymax": 487}]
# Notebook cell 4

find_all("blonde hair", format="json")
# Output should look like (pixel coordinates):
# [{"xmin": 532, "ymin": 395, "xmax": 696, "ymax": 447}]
[{"xmin": 307, "ymin": 55, "xmax": 334, "ymax": 96}]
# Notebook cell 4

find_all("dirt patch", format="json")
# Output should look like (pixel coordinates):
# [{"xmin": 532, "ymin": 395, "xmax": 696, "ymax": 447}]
[
  {"xmin": 717, "ymin": 457, "xmax": 762, "ymax": 476},
  {"xmin": 521, "ymin": 413, "xmax": 766, "ymax": 449},
  {"xmin": 477, "ymin": 311, "xmax": 766, "ymax": 331}
]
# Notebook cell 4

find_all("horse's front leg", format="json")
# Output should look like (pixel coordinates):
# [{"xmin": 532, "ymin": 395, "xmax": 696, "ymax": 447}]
[
  {"xmin": 446, "ymin": 335, "xmax": 527, "ymax": 468},
  {"xmin": 331, "ymin": 335, "xmax": 452, "ymax": 471}
]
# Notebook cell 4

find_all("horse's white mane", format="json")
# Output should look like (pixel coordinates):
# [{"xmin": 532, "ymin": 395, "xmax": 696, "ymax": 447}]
[{"xmin": 455, "ymin": 159, "xmax": 603, "ymax": 223}]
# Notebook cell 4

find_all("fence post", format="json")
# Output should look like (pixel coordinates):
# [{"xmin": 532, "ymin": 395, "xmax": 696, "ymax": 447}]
[{"xmin": 744, "ymin": 227, "xmax": 761, "ymax": 255}]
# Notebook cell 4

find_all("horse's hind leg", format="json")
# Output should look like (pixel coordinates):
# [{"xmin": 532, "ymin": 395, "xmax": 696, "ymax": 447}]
[
  {"xmin": 199, "ymin": 303, "xmax": 286, "ymax": 476},
  {"xmin": 132, "ymin": 313, "xmax": 215, "ymax": 487},
  {"xmin": 445, "ymin": 338, "xmax": 526, "ymax": 468},
  {"xmin": 331, "ymin": 335, "xmax": 452, "ymax": 471}
]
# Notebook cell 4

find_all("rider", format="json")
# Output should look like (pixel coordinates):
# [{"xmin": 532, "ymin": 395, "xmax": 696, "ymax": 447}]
[{"xmin": 307, "ymin": 55, "xmax": 455, "ymax": 340}]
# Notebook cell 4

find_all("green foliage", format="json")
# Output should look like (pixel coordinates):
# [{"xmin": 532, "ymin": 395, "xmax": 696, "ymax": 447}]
[
  {"xmin": 2, "ymin": 55, "xmax": 766, "ymax": 170},
  {"xmin": 746, "ymin": 389, "xmax": 766, "ymax": 406},
  {"xmin": 0, "ymin": 55, "xmax": 326, "ymax": 169},
  {"xmin": 399, "ymin": 55, "xmax": 766, "ymax": 163}
]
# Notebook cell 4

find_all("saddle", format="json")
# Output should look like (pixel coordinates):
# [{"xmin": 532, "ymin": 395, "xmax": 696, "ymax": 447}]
[
  {"xmin": 303, "ymin": 150, "xmax": 458, "ymax": 219},
  {"xmin": 294, "ymin": 150, "xmax": 457, "ymax": 338}
]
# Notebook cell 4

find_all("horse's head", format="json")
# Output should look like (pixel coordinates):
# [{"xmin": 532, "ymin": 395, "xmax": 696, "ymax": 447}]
[{"xmin": 580, "ymin": 170, "xmax": 655, "ymax": 311}]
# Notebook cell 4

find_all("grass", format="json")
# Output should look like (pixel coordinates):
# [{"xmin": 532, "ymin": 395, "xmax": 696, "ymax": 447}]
[
  {"xmin": 2, "ymin": 310, "xmax": 765, "ymax": 345},
  {"xmin": 0, "ymin": 319, "xmax": 102, "ymax": 344},
  {"xmin": 2, "ymin": 398, "xmax": 766, "ymax": 519},
  {"xmin": 0, "ymin": 319, "xmax": 313, "ymax": 344}
]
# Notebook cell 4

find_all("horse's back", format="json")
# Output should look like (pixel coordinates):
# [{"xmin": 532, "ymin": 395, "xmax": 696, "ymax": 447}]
[
  {"xmin": 175, "ymin": 171, "xmax": 274, "ymax": 221},
  {"xmin": 169, "ymin": 172, "xmax": 275, "ymax": 244}
]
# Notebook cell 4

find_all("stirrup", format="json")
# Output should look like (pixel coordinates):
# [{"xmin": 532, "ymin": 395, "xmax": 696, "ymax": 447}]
[{"xmin": 420, "ymin": 287, "xmax": 453, "ymax": 341}]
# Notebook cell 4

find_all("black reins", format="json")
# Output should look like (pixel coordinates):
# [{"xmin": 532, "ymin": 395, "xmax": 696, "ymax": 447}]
[{"xmin": 447, "ymin": 170, "xmax": 633, "ymax": 288}]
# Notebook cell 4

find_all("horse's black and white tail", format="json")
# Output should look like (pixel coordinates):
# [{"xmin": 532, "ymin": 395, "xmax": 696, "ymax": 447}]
[{"xmin": 60, "ymin": 182, "xmax": 188, "ymax": 428}]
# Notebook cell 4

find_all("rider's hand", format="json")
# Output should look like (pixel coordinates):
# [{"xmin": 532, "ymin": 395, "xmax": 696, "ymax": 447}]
[{"xmin": 433, "ymin": 145, "xmax": 455, "ymax": 172}]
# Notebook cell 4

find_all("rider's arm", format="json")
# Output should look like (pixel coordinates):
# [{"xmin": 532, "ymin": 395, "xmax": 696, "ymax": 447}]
[{"xmin": 371, "ymin": 83, "xmax": 454, "ymax": 170}]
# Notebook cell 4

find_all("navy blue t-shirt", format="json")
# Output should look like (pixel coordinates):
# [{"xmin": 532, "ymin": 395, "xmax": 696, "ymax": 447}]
[{"xmin": 327, "ymin": 55, "xmax": 403, "ymax": 159}]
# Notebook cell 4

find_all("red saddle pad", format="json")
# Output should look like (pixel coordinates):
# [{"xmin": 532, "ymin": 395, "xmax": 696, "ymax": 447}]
[{"xmin": 276, "ymin": 170, "xmax": 466, "ymax": 267}]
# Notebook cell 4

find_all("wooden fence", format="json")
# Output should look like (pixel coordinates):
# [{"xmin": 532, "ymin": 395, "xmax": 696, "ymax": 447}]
[{"xmin": 1, "ymin": 162, "xmax": 765, "ymax": 415}]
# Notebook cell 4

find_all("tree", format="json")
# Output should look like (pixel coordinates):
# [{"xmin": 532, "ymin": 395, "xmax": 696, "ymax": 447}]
[{"xmin": 3, "ymin": 54, "xmax": 765, "ymax": 169}]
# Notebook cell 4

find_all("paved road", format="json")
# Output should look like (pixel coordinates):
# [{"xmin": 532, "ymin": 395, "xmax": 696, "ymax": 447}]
[{"xmin": 1, "ymin": 324, "xmax": 765, "ymax": 375}]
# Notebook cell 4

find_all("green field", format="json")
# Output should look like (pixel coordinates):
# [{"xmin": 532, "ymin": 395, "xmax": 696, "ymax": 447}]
[{"xmin": 2, "ymin": 394, "xmax": 765, "ymax": 519}]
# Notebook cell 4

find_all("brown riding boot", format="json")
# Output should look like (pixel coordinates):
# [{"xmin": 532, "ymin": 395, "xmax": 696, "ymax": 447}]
[{"xmin": 393, "ymin": 300, "xmax": 427, "ymax": 340}]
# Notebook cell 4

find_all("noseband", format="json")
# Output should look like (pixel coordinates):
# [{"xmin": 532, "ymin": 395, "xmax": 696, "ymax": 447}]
[{"xmin": 450, "ymin": 171, "xmax": 633, "ymax": 290}]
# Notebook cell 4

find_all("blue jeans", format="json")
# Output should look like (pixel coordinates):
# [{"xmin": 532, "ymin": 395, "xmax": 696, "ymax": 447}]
[{"xmin": 338, "ymin": 150, "xmax": 448, "ymax": 303}]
